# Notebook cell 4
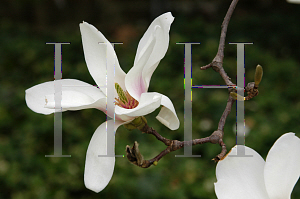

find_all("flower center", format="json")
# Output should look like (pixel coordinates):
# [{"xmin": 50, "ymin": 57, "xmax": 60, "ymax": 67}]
[{"xmin": 115, "ymin": 83, "xmax": 139, "ymax": 109}]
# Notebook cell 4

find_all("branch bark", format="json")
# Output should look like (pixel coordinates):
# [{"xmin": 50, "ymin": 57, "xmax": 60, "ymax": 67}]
[
  {"xmin": 201, "ymin": 0, "xmax": 239, "ymax": 87},
  {"xmin": 126, "ymin": 124, "xmax": 213, "ymax": 168}
]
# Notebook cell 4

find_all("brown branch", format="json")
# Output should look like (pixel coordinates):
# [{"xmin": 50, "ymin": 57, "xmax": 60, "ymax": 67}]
[
  {"xmin": 141, "ymin": 124, "xmax": 212, "ymax": 148},
  {"xmin": 213, "ymin": 139, "xmax": 227, "ymax": 162},
  {"xmin": 126, "ymin": 124, "xmax": 223, "ymax": 168},
  {"xmin": 140, "ymin": 125, "xmax": 172, "ymax": 146},
  {"xmin": 201, "ymin": 0, "xmax": 239, "ymax": 87},
  {"xmin": 125, "ymin": 95, "xmax": 238, "ymax": 168},
  {"xmin": 244, "ymin": 82, "xmax": 259, "ymax": 100},
  {"xmin": 218, "ymin": 96, "xmax": 235, "ymax": 131},
  {"xmin": 126, "ymin": 85, "xmax": 237, "ymax": 168},
  {"xmin": 210, "ymin": 97, "xmax": 236, "ymax": 162}
]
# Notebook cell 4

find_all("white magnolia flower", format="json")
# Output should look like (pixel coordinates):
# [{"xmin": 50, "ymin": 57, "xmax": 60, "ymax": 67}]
[
  {"xmin": 214, "ymin": 133, "xmax": 300, "ymax": 199},
  {"xmin": 25, "ymin": 12, "xmax": 179, "ymax": 193}
]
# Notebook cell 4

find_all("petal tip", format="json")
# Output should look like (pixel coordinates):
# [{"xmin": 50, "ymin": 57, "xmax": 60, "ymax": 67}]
[
  {"xmin": 277, "ymin": 132, "xmax": 300, "ymax": 143},
  {"xmin": 161, "ymin": 12, "xmax": 174, "ymax": 23},
  {"xmin": 156, "ymin": 115, "xmax": 179, "ymax": 130},
  {"xmin": 79, "ymin": 21, "xmax": 95, "ymax": 32},
  {"xmin": 84, "ymin": 181, "xmax": 103, "ymax": 193}
]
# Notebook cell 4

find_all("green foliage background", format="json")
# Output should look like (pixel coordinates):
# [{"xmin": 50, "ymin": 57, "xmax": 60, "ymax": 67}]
[{"xmin": 1, "ymin": 0, "xmax": 300, "ymax": 198}]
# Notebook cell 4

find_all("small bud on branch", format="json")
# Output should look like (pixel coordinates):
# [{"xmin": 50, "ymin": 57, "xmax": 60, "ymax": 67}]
[{"xmin": 254, "ymin": 64, "xmax": 263, "ymax": 88}]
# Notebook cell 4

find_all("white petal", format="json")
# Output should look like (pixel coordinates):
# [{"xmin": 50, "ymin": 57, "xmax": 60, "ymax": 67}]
[
  {"xmin": 115, "ymin": 92, "xmax": 162, "ymax": 121},
  {"xmin": 84, "ymin": 120, "xmax": 124, "ymax": 193},
  {"xmin": 264, "ymin": 133, "xmax": 300, "ymax": 199},
  {"xmin": 155, "ymin": 93, "xmax": 179, "ymax": 130},
  {"xmin": 214, "ymin": 145, "xmax": 270, "ymax": 199},
  {"xmin": 287, "ymin": 0, "xmax": 300, "ymax": 4},
  {"xmin": 125, "ymin": 12, "xmax": 174, "ymax": 100},
  {"xmin": 44, "ymin": 90, "xmax": 107, "ymax": 113},
  {"xmin": 25, "ymin": 79, "xmax": 105, "ymax": 115},
  {"xmin": 80, "ymin": 22, "xmax": 126, "ymax": 94}
]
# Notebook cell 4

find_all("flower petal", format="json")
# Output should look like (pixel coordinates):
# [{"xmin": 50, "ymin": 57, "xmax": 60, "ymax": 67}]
[
  {"xmin": 115, "ymin": 92, "xmax": 162, "ymax": 121},
  {"xmin": 287, "ymin": 0, "xmax": 300, "ymax": 4},
  {"xmin": 264, "ymin": 133, "xmax": 300, "ymax": 199},
  {"xmin": 125, "ymin": 12, "xmax": 174, "ymax": 100},
  {"xmin": 44, "ymin": 90, "xmax": 107, "ymax": 113},
  {"xmin": 25, "ymin": 79, "xmax": 105, "ymax": 115},
  {"xmin": 80, "ymin": 21, "xmax": 126, "ymax": 94},
  {"xmin": 155, "ymin": 93, "xmax": 179, "ymax": 130},
  {"xmin": 214, "ymin": 145, "xmax": 270, "ymax": 199},
  {"xmin": 84, "ymin": 120, "xmax": 124, "ymax": 193}
]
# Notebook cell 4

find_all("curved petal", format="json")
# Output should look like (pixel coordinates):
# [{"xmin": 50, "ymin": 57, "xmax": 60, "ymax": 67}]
[
  {"xmin": 264, "ymin": 133, "xmax": 300, "ymax": 199},
  {"xmin": 25, "ymin": 79, "xmax": 105, "ymax": 115},
  {"xmin": 80, "ymin": 22, "xmax": 126, "ymax": 95},
  {"xmin": 125, "ymin": 12, "xmax": 174, "ymax": 100},
  {"xmin": 44, "ymin": 90, "xmax": 107, "ymax": 113},
  {"xmin": 155, "ymin": 93, "xmax": 179, "ymax": 130},
  {"xmin": 115, "ymin": 92, "xmax": 162, "ymax": 121},
  {"xmin": 84, "ymin": 120, "xmax": 124, "ymax": 193},
  {"xmin": 214, "ymin": 145, "xmax": 270, "ymax": 199}
]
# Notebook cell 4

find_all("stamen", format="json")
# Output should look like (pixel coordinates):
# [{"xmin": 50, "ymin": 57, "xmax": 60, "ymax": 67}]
[{"xmin": 115, "ymin": 83, "xmax": 139, "ymax": 109}]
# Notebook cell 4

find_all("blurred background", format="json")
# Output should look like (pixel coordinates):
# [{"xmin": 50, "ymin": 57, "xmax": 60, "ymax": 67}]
[{"xmin": 1, "ymin": 0, "xmax": 300, "ymax": 198}]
